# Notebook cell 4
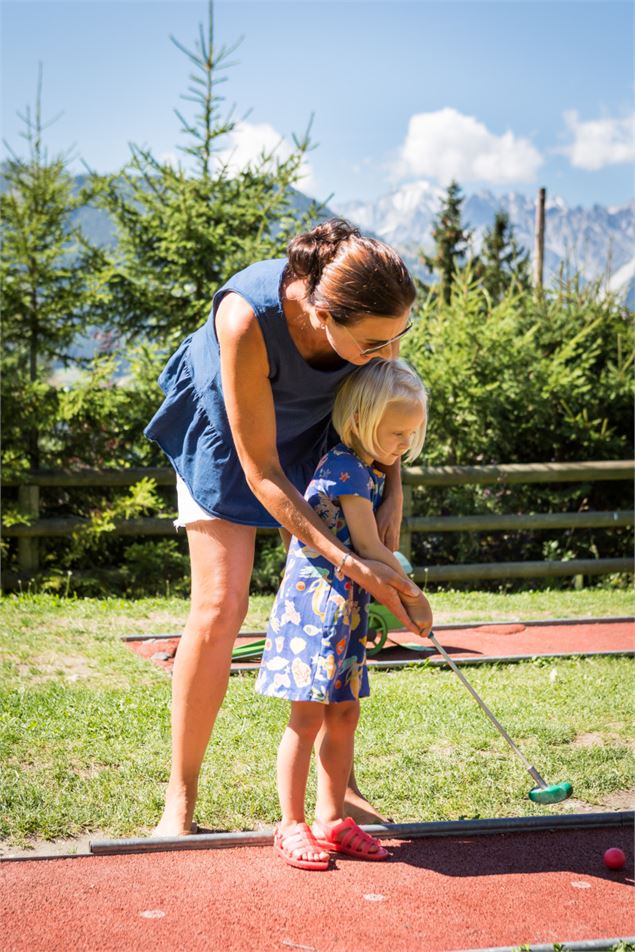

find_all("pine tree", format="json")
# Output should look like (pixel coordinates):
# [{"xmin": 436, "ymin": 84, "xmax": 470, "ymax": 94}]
[
  {"xmin": 0, "ymin": 66, "xmax": 96, "ymax": 471},
  {"xmin": 422, "ymin": 180, "xmax": 471, "ymax": 304},
  {"xmin": 474, "ymin": 209, "xmax": 531, "ymax": 303},
  {"xmin": 87, "ymin": 2, "xmax": 325, "ymax": 345}
]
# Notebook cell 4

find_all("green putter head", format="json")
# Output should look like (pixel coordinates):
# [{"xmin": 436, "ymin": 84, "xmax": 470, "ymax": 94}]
[{"xmin": 529, "ymin": 781, "xmax": 573, "ymax": 804}]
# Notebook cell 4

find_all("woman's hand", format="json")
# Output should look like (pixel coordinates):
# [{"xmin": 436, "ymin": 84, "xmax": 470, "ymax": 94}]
[
  {"xmin": 346, "ymin": 556, "xmax": 421, "ymax": 634},
  {"xmin": 400, "ymin": 589, "xmax": 433, "ymax": 638},
  {"xmin": 375, "ymin": 491, "xmax": 403, "ymax": 552}
]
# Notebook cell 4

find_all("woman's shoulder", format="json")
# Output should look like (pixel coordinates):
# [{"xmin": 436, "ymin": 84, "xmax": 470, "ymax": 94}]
[
  {"xmin": 211, "ymin": 259, "xmax": 287, "ymax": 345},
  {"xmin": 215, "ymin": 258, "xmax": 287, "ymax": 310}
]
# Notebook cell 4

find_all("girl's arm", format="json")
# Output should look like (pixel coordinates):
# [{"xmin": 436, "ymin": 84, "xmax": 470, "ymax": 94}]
[
  {"xmin": 215, "ymin": 293, "xmax": 421, "ymax": 632},
  {"xmin": 340, "ymin": 493, "xmax": 433, "ymax": 635},
  {"xmin": 339, "ymin": 494, "xmax": 408, "ymax": 578}
]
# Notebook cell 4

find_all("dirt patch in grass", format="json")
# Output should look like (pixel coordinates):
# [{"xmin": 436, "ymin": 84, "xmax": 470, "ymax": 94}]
[
  {"xmin": 572, "ymin": 732, "xmax": 607, "ymax": 748},
  {"xmin": 15, "ymin": 652, "xmax": 97, "ymax": 682},
  {"xmin": 601, "ymin": 787, "xmax": 635, "ymax": 810},
  {"xmin": 429, "ymin": 742, "xmax": 455, "ymax": 757},
  {"xmin": 0, "ymin": 829, "xmax": 118, "ymax": 859},
  {"xmin": 572, "ymin": 731, "xmax": 635, "ymax": 753}
]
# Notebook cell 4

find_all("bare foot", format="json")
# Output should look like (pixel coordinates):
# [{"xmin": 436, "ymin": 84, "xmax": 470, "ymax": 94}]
[
  {"xmin": 343, "ymin": 787, "xmax": 392, "ymax": 825},
  {"xmin": 152, "ymin": 819, "xmax": 198, "ymax": 838},
  {"xmin": 151, "ymin": 785, "xmax": 198, "ymax": 837}
]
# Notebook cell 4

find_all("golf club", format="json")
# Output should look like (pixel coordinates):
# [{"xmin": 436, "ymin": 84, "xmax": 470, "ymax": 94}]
[{"xmin": 426, "ymin": 629, "xmax": 573, "ymax": 805}]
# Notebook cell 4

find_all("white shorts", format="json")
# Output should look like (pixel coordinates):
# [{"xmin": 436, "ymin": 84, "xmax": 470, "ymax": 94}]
[{"xmin": 174, "ymin": 475, "xmax": 219, "ymax": 529}]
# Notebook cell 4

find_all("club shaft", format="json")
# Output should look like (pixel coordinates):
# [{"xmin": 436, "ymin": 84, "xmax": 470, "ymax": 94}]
[{"xmin": 428, "ymin": 632, "xmax": 547, "ymax": 787}]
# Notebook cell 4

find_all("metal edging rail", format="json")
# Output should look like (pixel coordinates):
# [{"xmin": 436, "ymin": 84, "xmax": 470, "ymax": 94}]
[
  {"xmin": 87, "ymin": 811, "xmax": 634, "ymax": 856},
  {"xmin": 120, "ymin": 616, "xmax": 635, "ymax": 644},
  {"xmin": 452, "ymin": 938, "xmax": 635, "ymax": 952}
]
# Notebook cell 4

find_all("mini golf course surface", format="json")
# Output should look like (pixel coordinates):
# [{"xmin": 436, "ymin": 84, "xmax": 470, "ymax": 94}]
[
  {"xmin": 123, "ymin": 617, "xmax": 635, "ymax": 675},
  {"xmin": 2, "ymin": 815, "xmax": 633, "ymax": 951},
  {"xmin": 3, "ymin": 618, "xmax": 633, "ymax": 950}
]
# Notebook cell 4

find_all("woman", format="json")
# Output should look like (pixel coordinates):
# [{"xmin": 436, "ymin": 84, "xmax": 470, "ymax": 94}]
[{"xmin": 145, "ymin": 218, "xmax": 421, "ymax": 837}]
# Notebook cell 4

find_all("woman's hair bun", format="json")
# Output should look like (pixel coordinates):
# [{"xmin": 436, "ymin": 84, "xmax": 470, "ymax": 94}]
[{"xmin": 287, "ymin": 218, "xmax": 361, "ymax": 293}]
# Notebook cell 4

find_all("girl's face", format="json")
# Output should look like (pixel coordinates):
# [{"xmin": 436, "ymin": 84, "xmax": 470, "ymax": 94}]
[
  {"xmin": 318, "ymin": 309, "xmax": 412, "ymax": 365},
  {"xmin": 372, "ymin": 400, "xmax": 426, "ymax": 466}
]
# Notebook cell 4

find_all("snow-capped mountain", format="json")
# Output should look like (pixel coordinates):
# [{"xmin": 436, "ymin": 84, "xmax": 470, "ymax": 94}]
[{"xmin": 334, "ymin": 182, "xmax": 635, "ymax": 306}]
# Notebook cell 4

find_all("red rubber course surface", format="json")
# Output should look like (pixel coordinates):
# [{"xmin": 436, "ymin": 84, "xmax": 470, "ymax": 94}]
[
  {"xmin": 125, "ymin": 618, "xmax": 635, "ymax": 674},
  {"xmin": 1, "ymin": 825, "xmax": 632, "ymax": 951}
]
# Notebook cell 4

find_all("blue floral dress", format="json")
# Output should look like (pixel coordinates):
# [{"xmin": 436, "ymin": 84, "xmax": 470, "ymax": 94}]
[{"xmin": 255, "ymin": 443, "xmax": 385, "ymax": 704}]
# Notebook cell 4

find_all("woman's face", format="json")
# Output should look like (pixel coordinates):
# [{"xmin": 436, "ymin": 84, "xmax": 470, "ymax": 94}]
[{"xmin": 319, "ymin": 309, "xmax": 412, "ymax": 365}]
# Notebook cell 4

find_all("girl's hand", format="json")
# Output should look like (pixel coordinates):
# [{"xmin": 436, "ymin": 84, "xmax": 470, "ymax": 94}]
[
  {"xmin": 347, "ymin": 557, "xmax": 421, "ymax": 635},
  {"xmin": 400, "ymin": 589, "xmax": 433, "ymax": 639},
  {"xmin": 375, "ymin": 492, "xmax": 403, "ymax": 552}
]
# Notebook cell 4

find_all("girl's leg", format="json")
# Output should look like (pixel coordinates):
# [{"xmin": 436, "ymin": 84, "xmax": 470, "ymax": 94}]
[
  {"xmin": 277, "ymin": 530, "xmax": 386, "ymax": 824},
  {"xmin": 314, "ymin": 701, "xmax": 360, "ymax": 824},
  {"xmin": 276, "ymin": 701, "xmax": 328, "ymax": 863},
  {"xmin": 153, "ymin": 518, "xmax": 256, "ymax": 837},
  {"xmin": 314, "ymin": 701, "xmax": 385, "ymax": 857}
]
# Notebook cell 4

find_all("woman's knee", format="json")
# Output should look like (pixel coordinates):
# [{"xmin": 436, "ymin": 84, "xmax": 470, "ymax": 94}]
[{"xmin": 186, "ymin": 593, "xmax": 249, "ymax": 640}]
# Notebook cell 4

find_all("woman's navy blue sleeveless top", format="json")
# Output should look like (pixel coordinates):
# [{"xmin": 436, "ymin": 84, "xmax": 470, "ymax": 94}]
[{"xmin": 144, "ymin": 258, "xmax": 355, "ymax": 528}]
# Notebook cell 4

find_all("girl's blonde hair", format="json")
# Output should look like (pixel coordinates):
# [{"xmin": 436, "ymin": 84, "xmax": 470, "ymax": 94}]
[{"xmin": 332, "ymin": 359, "xmax": 428, "ymax": 464}]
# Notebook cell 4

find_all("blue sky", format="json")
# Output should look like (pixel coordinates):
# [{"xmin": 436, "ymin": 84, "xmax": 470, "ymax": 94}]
[{"xmin": 2, "ymin": 0, "xmax": 633, "ymax": 208}]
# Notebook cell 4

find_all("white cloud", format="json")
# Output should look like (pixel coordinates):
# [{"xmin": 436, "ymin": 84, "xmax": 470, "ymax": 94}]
[
  {"xmin": 158, "ymin": 151, "xmax": 179, "ymax": 168},
  {"xmin": 394, "ymin": 108, "xmax": 543, "ymax": 185},
  {"xmin": 559, "ymin": 111, "xmax": 635, "ymax": 170},
  {"xmin": 215, "ymin": 120, "xmax": 315, "ymax": 190}
]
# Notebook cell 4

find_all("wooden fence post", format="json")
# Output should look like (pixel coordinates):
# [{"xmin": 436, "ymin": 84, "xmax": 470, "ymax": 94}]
[
  {"xmin": 533, "ymin": 187, "xmax": 546, "ymax": 291},
  {"xmin": 18, "ymin": 483, "xmax": 40, "ymax": 575},
  {"xmin": 400, "ymin": 483, "xmax": 413, "ymax": 564}
]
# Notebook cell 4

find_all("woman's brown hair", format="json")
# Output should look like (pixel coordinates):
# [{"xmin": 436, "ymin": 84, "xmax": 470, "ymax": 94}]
[{"xmin": 287, "ymin": 218, "xmax": 416, "ymax": 326}]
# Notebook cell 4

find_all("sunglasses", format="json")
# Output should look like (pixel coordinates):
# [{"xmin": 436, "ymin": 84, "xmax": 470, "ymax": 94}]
[{"xmin": 338, "ymin": 320, "xmax": 414, "ymax": 357}]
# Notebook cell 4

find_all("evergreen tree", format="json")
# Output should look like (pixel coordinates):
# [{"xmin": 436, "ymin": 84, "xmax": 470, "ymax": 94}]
[
  {"xmin": 88, "ymin": 2, "xmax": 325, "ymax": 345},
  {"xmin": 474, "ymin": 209, "xmax": 531, "ymax": 303},
  {"xmin": 0, "ymin": 67, "xmax": 96, "ymax": 471},
  {"xmin": 422, "ymin": 180, "xmax": 471, "ymax": 304}
]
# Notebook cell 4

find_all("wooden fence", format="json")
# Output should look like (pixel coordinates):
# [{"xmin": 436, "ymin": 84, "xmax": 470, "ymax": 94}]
[{"xmin": 2, "ymin": 460, "xmax": 633, "ymax": 585}]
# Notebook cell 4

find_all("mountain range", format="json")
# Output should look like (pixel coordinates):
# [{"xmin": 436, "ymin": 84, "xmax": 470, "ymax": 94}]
[{"xmin": 333, "ymin": 181, "xmax": 635, "ymax": 306}]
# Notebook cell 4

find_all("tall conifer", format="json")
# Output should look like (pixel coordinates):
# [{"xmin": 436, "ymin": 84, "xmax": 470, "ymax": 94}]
[
  {"xmin": 475, "ymin": 209, "xmax": 531, "ymax": 303},
  {"xmin": 422, "ymin": 180, "xmax": 471, "ymax": 304},
  {"xmin": 1, "ymin": 67, "xmax": 95, "ymax": 471},
  {"xmin": 88, "ymin": 2, "xmax": 322, "ymax": 344}
]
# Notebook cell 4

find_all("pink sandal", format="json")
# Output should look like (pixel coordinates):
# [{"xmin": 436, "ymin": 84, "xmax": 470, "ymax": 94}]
[
  {"xmin": 311, "ymin": 817, "xmax": 390, "ymax": 861},
  {"xmin": 273, "ymin": 822, "xmax": 331, "ymax": 871}
]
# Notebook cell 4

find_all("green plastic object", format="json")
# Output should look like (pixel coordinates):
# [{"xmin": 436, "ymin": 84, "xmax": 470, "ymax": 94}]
[
  {"xmin": 366, "ymin": 607, "xmax": 389, "ymax": 656},
  {"xmin": 528, "ymin": 781, "xmax": 573, "ymax": 804},
  {"xmin": 232, "ymin": 638, "xmax": 266, "ymax": 661},
  {"xmin": 231, "ymin": 551, "xmax": 414, "ymax": 663}
]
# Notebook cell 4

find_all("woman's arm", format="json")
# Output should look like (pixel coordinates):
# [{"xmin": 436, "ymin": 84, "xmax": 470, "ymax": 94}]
[
  {"xmin": 215, "ymin": 294, "xmax": 420, "ymax": 630},
  {"xmin": 372, "ymin": 336, "xmax": 404, "ymax": 550},
  {"xmin": 374, "ymin": 459, "xmax": 403, "ymax": 551}
]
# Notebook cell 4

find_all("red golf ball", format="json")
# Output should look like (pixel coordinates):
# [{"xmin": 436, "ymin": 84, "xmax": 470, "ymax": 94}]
[{"xmin": 603, "ymin": 847, "xmax": 625, "ymax": 870}]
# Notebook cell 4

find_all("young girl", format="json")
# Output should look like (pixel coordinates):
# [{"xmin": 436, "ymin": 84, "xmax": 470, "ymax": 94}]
[{"xmin": 255, "ymin": 358, "xmax": 433, "ymax": 870}]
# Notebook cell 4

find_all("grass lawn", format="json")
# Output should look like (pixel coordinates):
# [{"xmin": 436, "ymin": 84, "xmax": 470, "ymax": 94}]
[{"xmin": 1, "ymin": 588, "xmax": 633, "ymax": 850}]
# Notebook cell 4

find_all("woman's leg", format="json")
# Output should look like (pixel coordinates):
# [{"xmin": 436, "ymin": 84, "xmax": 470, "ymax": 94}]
[
  {"xmin": 153, "ymin": 518, "xmax": 257, "ymax": 837},
  {"xmin": 276, "ymin": 701, "xmax": 328, "ymax": 862}
]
